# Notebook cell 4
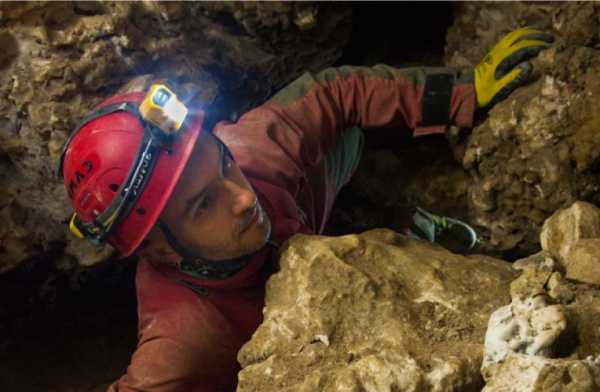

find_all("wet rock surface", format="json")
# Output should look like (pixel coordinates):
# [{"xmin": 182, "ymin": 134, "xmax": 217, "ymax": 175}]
[
  {"xmin": 0, "ymin": 1, "xmax": 351, "ymax": 272},
  {"xmin": 445, "ymin": 2, "xmax": 600, "ymax": 257},
  {"xmin": 237, "ymin": 229, "xmax": 517, "ymax": 392}
]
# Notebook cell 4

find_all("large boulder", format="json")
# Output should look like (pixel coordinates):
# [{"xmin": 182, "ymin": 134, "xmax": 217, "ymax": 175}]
[
  {"xmin": 238, "ymin": 226, "xmax": 600, "ymax": 391},
  {"xmin": 237, "ymin": 229, "xmax": 516, "ymax": 391},
  {"xmin": 0, "ymin": 1, "xmax": 351, "ymax": 272},
  {"xmin": 446, "ymin": 2, "xmax": 600, "ymax": 257}
]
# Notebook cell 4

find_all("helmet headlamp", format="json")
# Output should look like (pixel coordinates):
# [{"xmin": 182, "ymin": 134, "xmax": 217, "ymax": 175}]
[{"xmin": 139, "ymin": 84, "xmax": 188, "ymax": 135}]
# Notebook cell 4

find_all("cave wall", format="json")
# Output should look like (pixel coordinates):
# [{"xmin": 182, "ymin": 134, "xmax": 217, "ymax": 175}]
[
  {"xmin": 445, "ymin": 2, "xmax": 600, "ymax": 257},
  {"xmin": 332, "ymin": 2, "xmax": 600, "ymax": 259},
  {"xmin": 0, "ymin": 1, "xmax": 351, "ymax": 273}
]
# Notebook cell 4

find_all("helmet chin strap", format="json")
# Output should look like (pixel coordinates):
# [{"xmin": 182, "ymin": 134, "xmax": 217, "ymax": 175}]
[{"xmin": 156, "ymin": 219, "xmax": 256, "ymax": 280}]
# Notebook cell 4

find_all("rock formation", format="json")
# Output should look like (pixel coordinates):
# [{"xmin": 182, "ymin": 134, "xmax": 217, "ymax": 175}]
[
  {"xmin": 481, "ymin": 245, "xmax": 600, "ymax": 391},
  {"xmin": 0, "ymin": 1, "xmax": 351, "ymax": 272},
  {"xmin": 239, "ymin": 202, "xmax": 600, "ymax": 391},
  {"xmin": 540, "ymin": 201, "xmax": 600, "ymax": 285},
  {"xmin": 446, "ymin": 2, "xmax": 600, "ymax": 257},
  {"xmin": 237, "ymin": 229, "xmax": 517, "ymax": 391}
]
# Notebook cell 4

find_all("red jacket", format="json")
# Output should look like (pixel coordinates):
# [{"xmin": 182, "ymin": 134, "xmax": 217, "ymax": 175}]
[{"xmin": 109, "ymin": 65, "xmax": 475, "ymax": 391}]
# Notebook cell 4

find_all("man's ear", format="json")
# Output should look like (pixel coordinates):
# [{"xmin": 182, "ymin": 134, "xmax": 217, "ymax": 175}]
[{"xmin": 137, "ymin": 226, "xmax": 182, "ymax": 267}]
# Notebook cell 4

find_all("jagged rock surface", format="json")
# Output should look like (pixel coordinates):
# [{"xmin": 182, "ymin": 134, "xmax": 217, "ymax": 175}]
[
  {"xmin": 482, "ymin": 250, "xmax": 600, "ymax": 391},
  {"xmin": 446, "ymin": 2, "xmax": 600, "ymax": 257},
  {"xmin": 483, "ymin": 353, "xmax": 600, "ymax": 392},
  {"xmin": 541, "ymin": 201, "xmax": 600, "ymax": 285},
  {"xmin": 240, "ymin": 204, "xmax": 600, "ymax": 391},
  {"xmin": 540, "ymin": 202, "xmax": 600, "ymax": 266},
  {"xmin": 0, "ymin": 1, "xmax": 351, "ymax": 272},
  {"xmin": 237, "ymin": 229, "xmax": 516, "ymax": 392}
]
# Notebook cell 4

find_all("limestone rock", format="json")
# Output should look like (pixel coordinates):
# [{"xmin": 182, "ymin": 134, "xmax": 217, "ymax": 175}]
[
  {"xmin": 563, "ymin": 239, "xmax": 600, "ymax": 285},
  {"xmin": 539, "ymin": 201, "xmax": 600, "ymax": 285},
  {"xmin": 512, "ymin": 251, "xmax": 554, "ymax": 272},
  {"xmin": 238, "ymin": 229, "xmax": 516, "ymax": 392},
  {"xmin": 0, "ymin": 1, "xmax": 351, "ymax": 272},
  {"xmin": 510, "ymin": 254, "xmax": 555, "ymax": 301},
  {"xmin": 540, "ymin": 201, "xmax": 600, "ymax": 264},
  {"xmin": 446, "ymin": 2, "xmax": 600, "ymax": 257},
  {"xmin": 510, "ymin": 256, "xmax": 600, "ymax": 359},
  {"xmin": 482, "ymin": 252, "xmax": 600, "ymax": 391},
  {"xmin": 482, "ymin": 295, "xmax": 567, "ymax": 368},
  {"xmin": 446, "ymin": 2, "xmax": 598, "ymax": 69},
  {"xmin": 483, "ymin": 353, "xmax": 600, "ymax": 392},
  {"xmin": 546, "ymin": 271, "xmax": 575, "ymax": 304}
]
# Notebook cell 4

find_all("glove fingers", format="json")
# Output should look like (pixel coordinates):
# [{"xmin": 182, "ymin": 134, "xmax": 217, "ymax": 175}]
[
  {"xmin": 512, "ymin": 32, "xmax": 554, "ymax": 46},
  {"xmin": 501, "ymin": 27, "xmax": 544, "ymax": 47},
  {"xmin": 487, "ymin": 62, "xmax": 532, "ymax": 109},
  {"xmin": 495, "ymin": 42, "xmax": 548, "ymax": 79}
]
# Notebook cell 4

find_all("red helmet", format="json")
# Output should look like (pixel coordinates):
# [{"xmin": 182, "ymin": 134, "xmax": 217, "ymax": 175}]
[{"xmin": 58, "ymin": 89, "xmax": 203, "ymax": 256}]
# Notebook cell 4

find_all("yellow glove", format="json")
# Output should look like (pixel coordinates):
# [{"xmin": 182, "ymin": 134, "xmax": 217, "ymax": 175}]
[{"xmin": 475, "ymin": 27, "xmax": 554, "ymax": 109}]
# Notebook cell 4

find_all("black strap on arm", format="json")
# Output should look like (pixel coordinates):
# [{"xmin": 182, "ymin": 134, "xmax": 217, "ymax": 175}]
[{"xmin": 420, "ymin": 73, "xmax": 453, "ymax": 127}]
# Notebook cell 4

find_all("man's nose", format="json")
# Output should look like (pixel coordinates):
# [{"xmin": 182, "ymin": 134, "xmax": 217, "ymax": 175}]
[{"xmin": 222, "ymin": 179, "xmax": 256, "ymax": 215}]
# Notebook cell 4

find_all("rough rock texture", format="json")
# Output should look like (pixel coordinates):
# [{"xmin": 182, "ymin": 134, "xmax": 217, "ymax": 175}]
[
  {"xmin": 564, "ymin": 240, "xmax": 600, "ymax": 285},
  {"xmin": 237, "ymin": 229, "xmax": 516, "ymax": 392},
  {"xmin": 240, "ymin": 209, "xmax": 600, "ymax": 391},
  {"xmin": 483, "ymin": 353, "xmax": 600, "ymax": 392},
  {"xmin": 483, "ymin": 294, "xmax": 567, "ymax": 367},
  {"xmin": 540, "ymin": 201, "xmax": 600, "ymax": 265},
  {"xmin": 446, "ymin": 2, "xmax": 600, "ymax": 257},
  {"xmin": 541, "ymin": 201, "xmax": 600, "ymax": 285},
  {"xmin": 510, "ymin": 251, "xmax": 600, "ymax": 363},
  {"xmin": 0, "ymin": 1, "xmax": 351, "ymax": 272},
  {"xmin": 482, "ymin": 253, "xmax": 600, "ymax": 391}
]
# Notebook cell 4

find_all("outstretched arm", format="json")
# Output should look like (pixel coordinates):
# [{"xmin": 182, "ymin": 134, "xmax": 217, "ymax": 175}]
[{"xmin": 214, "ymin": 64, "xmax": 475, "ymax": 196}]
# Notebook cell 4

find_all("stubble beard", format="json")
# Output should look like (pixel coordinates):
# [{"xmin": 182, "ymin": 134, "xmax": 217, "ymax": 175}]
[
  {"xmin": 236, "ymin": 208, "xmax": 272, "ymax": 258},
  {"xmin": 197, "ymin": 208, "xmax": 272, "ymax": 262}
]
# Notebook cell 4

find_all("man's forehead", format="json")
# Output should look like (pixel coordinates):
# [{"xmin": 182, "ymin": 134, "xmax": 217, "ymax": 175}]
[
  {"xmin": 190, "ymin": 131, "xmax": 220, "ymax": 164},
  {"xmin": 170, "ymin": 132, "xmax": 221, "ymax": 202}
]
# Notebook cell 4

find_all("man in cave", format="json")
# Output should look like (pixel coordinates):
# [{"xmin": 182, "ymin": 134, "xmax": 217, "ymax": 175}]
[{"xmin": 58, "ymin": 28, "xmax": 552, "ymax": 391}]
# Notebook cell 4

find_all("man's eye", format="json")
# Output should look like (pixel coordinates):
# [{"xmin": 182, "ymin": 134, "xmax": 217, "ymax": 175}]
[
  {"xmin": 193, "ymin": 196, "xmax": 210, "ymax": 216},
  {"xmin": 198, "ymin": 197, "xmax": 210, "ymax": 210},
  {"xmin": 224, "ymin": 156, "xmax": 233, "ymax": 172}
]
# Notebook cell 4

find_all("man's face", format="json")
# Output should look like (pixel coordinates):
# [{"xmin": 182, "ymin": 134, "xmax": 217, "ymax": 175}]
[{"xmin": 158, "ymin": 131, "xmax": 271, "ymax": 261}]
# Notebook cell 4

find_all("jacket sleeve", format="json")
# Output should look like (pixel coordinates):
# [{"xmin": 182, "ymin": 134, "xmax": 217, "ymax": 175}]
[
  {"xmin": 107, "ymin": 337, "xmax": 213, "ymax": 392},
  {"xmin": 213, "ymin": 64, "xmax": 476, "ymax": 197}
]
